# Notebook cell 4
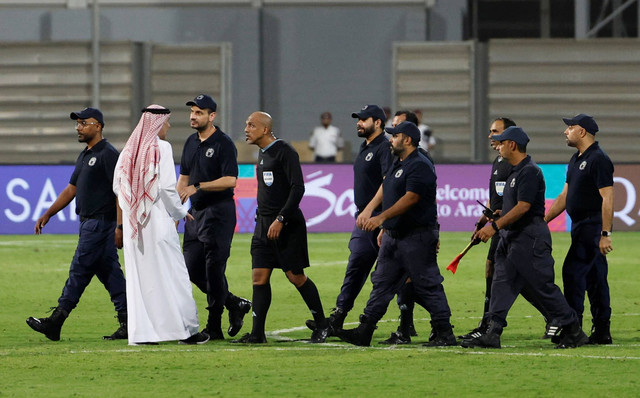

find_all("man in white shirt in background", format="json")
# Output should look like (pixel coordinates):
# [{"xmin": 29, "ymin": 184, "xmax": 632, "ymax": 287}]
[{"xmin": 309, "ymin": 111, "xmax": 343, "ymax": 162}]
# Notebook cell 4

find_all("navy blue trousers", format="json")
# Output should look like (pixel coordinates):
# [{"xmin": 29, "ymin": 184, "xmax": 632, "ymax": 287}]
[
  {"xmin": 183, "ymin": 200, "xmax": 236, "ymax": 315},
  {"xmin": 335, "ymin": 224, "xmax": 380, "ymax": 312},
  {"xmin": 562, "ymin": 217, "xmax": 611, "ymax": 324},
  {"xmin": 489, "ymin": 219, "xmax": 577, "ymax": 327},
  {"xmin": 58, "ymin": 219, "xmax": 126, "ymax": 314},
  {"xmin": 364, "ymin": 228, "xmax": 451, "ymax": 324},
  {"xmin": 486, "ymin": 231, "xmax": 550, "ymax": 321}
]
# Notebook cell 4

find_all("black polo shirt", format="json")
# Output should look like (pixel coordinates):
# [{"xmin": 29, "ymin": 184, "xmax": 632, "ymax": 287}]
[
  {"xmin": 353, "ymin": 133, "xmax": 393, "ymax": 212},
  {"xmin": 69, "ymin": 138, "xmax": 118, "ymax": 220},
  {"xmin": 565, "ymin": 142, "xmax": 614, "ymax": 222},
  {"xmin": 381, "ymin": 149, "xmax": 437, "ymax": 232},
  {"xmin": 489, "ymin": 155, "xmax": 513, "ymax": 211},
  {"xmin": 179, "ymin": 127, "xmax": 238, "ymax": 210},
  {"xmin": 501, "ymin": 155, "xmax": 546, "ymax": 231},
  {"xmin": 256, "ymin": 139, "xmax": 305, "ymax": 218}
]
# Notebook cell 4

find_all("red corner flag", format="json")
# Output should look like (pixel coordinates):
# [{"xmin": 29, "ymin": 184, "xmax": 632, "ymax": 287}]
[{"xmin": 446, "ymin": 239, "xmax": 478, "ymax": 274}]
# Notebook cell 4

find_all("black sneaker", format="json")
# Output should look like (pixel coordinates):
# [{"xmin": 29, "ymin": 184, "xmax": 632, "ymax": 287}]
[
  {"xmin": 231, "ymin": 333, "xmax": 267, "ymax": 344},
  {"xmin": 458, "ymin": 326, "xmax": 484, "ymax": 340},
  {"xmin": 544, "ymin": 323, "xmax": 561, "ymax": 340},
  {"xmin": 310, "ymin": 327, "xmax": 329, "ymax": 343},
  {"xmin": 227, "ymin": 299, "xmax": 252, "ymax": 337},
  {"xmin": 459, "ymin": 318, "xmax": 488, "ymax": 340},
  {"xmin": 460, "ymin": 332, "xmax": 501, "ymax": 348},
  {"xmin": 379, "ymin": 331, "xmax": 411, "ymax": 345},
  {"xmin": 179, "ymin": 331, "xmax": 210, "ymax": 345}
]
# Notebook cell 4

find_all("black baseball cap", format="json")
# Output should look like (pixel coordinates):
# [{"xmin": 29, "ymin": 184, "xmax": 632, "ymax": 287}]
[
  {"xmin": 384, "ymin": 121, "xmax": 421, "ymax": 145},
  {"xmin": 186, "ymin": 94, "xmax": 217, "ymax": 112},
  {"xmin": 70, "ymin": 107, "xmax": 103, "ymax": 125},
  {"xmin": 562, "ymin": 113, "xmax": 598, "ymax": 135},
  {"xmin": 351, "ymin": 104, "xmax": 386, "ymax": 124},
  {"xmin": 491, "ymin": 126, "xmax": 530, "ymax": 146}
]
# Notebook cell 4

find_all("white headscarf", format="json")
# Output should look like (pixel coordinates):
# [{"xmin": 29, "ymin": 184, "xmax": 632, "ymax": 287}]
[{"xmin": 116, "ymin": 104, "xmax": 170, "ymax": 239}]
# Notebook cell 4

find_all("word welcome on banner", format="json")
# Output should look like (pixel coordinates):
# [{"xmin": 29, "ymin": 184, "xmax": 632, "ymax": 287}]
[{"xmin": 2, "ymin": 164, "xmax": 639, "ymax": 234}]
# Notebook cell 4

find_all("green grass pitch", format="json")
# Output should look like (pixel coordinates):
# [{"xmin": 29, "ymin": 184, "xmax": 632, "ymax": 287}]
[{"xmin": 1, "ymin": 231, "xmax": 639, "ymax": 397}]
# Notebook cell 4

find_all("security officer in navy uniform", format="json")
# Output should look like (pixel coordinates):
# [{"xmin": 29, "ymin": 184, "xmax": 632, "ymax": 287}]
[
  {"xmin": 234, "ymin": 111, "xmax": 329, "ymax": 344},
  {"xmin": 338, "ymin": 121, "xmax": 456, "ymax": 347},
  {"xmin": 27, "ymin": 107, "xmax": 127, "ymax": 341},
  {"xmin": 461, "ymin": 117, "xmax": 549, "ymax": 339},
  {"xmin": 177, "ymin": 94, "xmax": 251, "ymax": 340},
  {"xmin": 306, "ymin": 104, "xmax": 393, "ymax": 337},
  {"xmin": 462, "ymin": 126, "xmax": 588, "ymax": 349},
  {"xmin": 545, "ymin": 114, "xmax": 614, "ymax": 344}
]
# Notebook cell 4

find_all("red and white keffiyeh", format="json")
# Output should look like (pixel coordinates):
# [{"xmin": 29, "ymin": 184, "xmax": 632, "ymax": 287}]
[{"xmin": 116, "ymin": 104, "xmax": 169, "ymax": 239}]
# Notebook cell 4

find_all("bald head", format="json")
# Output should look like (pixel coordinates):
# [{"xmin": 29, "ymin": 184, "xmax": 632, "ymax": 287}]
[
  {"xmin": 245, "ymin": 111, "xmax": 275, "ymax": 148},
  {"xmin": 250, "ymin": 111, "xmax": 273, "ymax": 132}
]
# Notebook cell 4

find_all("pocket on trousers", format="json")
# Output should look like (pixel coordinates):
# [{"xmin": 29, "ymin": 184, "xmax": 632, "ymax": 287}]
[{"xmin": 531, "ymin": 236, "xmax": 554, "ymax": 275}]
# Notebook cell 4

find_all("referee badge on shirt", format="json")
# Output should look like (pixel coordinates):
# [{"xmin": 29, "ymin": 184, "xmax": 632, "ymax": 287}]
[
  {"xmin": 88, "ymin": 157, "xmax": 97, "ymax": 166},
  {"xmin": 205, "ymin": 148, "xmax": 214, "ymax": 158},
  {"xmin": 495, "ymin": 181, "xmax": 505, "ymax": 196},
  {"xmin": 395, "ymin": 169, "xmax": 403, "ymax": 178},
  {"xmin": 263, "ymin": 171, "xmax": 274, "ymax": 186},
  {"xmin": 579, "ymin": 161, "xmax": 587, "ymax": 170},
  {"xmin": 510, "ymin": 177, "xmax": 516, "ymax": 188},
  {"xmin": 365, "ymin": 152, "xmax": 373, "ymax": 161}
]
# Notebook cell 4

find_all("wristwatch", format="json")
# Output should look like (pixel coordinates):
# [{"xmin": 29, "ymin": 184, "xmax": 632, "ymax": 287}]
[
  {"xmin": 601, "ymin": 231, "xmax": 612, "ymax": 237},
  {"xmin": 491, "ymin": 221, "xmax": 500, "ymax": 232},
  {"xmin": 194, "ymin": 182, "xmax": 201, "ymax": 191},
  {"xmin": 276, "ymin": 215, "xmax": 285, "ymax": 223}
]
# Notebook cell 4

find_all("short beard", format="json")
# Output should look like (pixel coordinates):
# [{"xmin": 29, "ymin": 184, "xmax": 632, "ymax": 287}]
[
  {"xmin": 192, "ymin": 120, "xmax": 210, "ymax": 132},
  {"xmin": 357, "ymin": 124, "xmax": 375, "ymax": 138}
]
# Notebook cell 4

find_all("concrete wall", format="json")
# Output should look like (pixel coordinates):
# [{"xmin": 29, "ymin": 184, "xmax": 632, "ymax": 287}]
[{"xmin": 0, "ymin": 2, "xmax": 465, "ymax": 158}]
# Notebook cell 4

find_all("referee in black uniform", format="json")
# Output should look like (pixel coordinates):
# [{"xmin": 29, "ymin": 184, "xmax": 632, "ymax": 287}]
[
  {"xmin": 233, "ymin": 111, "xmax": 329, "ymax": 344},
  {"xmin": 27, "ymin": 107, "xmax": 127, "ymax": 341},
  {"xmin": 338, "ymin": 121, "xmax": 456, "ymax": 347},
  {"xmin": 177, "ymin": 94, "xmax": 251, "ymax": 340},
  {"xmin": 545, "ymin": 114, "xmax": 614, "ymax": 344},
  {"xmin": 462, "ymin": 126, "xmax": 588, "ymax": 349}
]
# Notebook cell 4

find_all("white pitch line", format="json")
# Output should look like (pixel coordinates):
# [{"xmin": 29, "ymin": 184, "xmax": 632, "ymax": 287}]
[
  {"xmin": 60, "ymin": 345, "xmax": 640, "ymax": 361},
  {"xmin": 271, "ymin": 313, "xmax": 640, "ymax": 335},
  {"xmin": 308, "ymin": 261, "xmax": 345, "ymax": 267}
]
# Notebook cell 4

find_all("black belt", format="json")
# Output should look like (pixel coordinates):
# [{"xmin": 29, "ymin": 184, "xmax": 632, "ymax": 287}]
[
  {"xmin": 385, "ymin": 226, "xmax": 432, "ymax": 239},
  {"xmin": 80, "ymin": 214, "xmax": 115, "ymax": 222}
]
